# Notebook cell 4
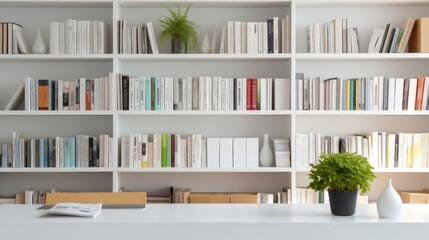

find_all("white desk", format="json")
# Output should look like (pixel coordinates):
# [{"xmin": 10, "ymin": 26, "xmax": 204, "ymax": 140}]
[{"xmin": 1, "ymin": 204, "xmax": 429, "ymax": 240}]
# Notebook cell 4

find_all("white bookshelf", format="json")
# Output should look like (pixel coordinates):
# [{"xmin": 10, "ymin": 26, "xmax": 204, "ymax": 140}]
[{"xmin": 1, "ymin": 0, "xmax": 429, "ymax": 203}]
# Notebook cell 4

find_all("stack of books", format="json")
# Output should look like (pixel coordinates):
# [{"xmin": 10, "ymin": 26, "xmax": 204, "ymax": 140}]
[
  {"xmin": 368, "ymin": 18, "xmax": 416, "ymax": 53},
  {"xmin": 0, "ymin": 22, "xmax": 28, "ymax": 54},
  {"xmin": 272, "ymin": 138, "xmax": 290, "ymax": 167}
]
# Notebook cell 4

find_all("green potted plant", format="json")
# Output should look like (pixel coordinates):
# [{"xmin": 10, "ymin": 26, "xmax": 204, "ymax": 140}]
[
  {"xmin": 159, "ymin": 4, "xmax": 198, "ymax": 54},
  {"xmin": 308, "ymin": 152, "xmax": 376, "ymax": 216}
]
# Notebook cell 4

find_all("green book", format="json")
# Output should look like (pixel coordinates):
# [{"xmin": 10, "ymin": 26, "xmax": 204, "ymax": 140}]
[
  {"xmin": 167, "ymin": 134, "xmax": 171, "ymax": 168},
  {"xmin": 161, "ymin": 133, "xmax": 167, "ymax": 167}
]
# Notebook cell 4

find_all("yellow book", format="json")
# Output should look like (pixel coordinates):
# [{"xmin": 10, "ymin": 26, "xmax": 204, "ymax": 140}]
[{"xmin": 347, "ymin": 80, "xmax": 351, "ymax": 110}]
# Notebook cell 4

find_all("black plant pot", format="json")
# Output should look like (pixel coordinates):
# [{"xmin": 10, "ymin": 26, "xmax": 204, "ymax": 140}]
[
  {"xmin": 328, "ymin": 191, "xmax": 358, "ymax": 216},
  {"xmin": 171, "ymin": 36, "xmax": 187, "ymax": 54}
]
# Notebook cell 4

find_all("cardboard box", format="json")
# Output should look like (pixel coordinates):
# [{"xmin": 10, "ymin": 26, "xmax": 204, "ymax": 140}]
[
  {"xmin": 45, "ymin": 192, "xmax": 147, "ymax": 205},
  {"xmin": 189, "ymin": 192, "xmax": 258, "ymax": 204},
  {"xmin": 409, "ymin": 18, "xmax": 429, "ymax": 52},
  {"xmin": 398, "ymin": 191, "xmax": 429, "ymax": 204}
]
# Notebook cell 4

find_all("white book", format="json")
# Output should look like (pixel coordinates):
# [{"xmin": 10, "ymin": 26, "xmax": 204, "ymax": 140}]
[
  {"xmin": 247, "ymin": 22, "xmax": 257, "ymax": 54},
  {"xmin": 234, "ymin": 21, "xmax": 241, "ymax": 54},
  {"xmin": 246, "ymin": 138, "xmax": 259, "ymax": 167},
  {"xmin": 146, "ymin": 22, "xmax": 158, "ymax": 54},
  {"xmin": 121, "ymin": 137, "xmax": 129, "ymax": 167},
  {"xmin": 333, "ymin": 18, "xmax": 342, "ymax": 53},
  {"xmin": 207, "ymin": 138, "xmax": 220, "ymax": 168},
  {"xmin": 128, "ymin": 134, "xmax": 134, "ymax": 168},
  {"xmin": 227, "ymin": 21, "xmax": 235, "ymax": 54},
  {"xmin": 201, "ymin": 139, "xmax": 207, "ymax": 168},
  {"xmin": 263, "ymin": 22, "xmax": 268, "ymax": 54},
  {"xmin": 212, "ymin": 77, "xmax": 218, "ymax": 110},
  {"xmin": 387, "ymin": 78, "xmax": 396, "ymax": 111},
  {"xmin": 273, "ymin": 17, "xmax": 279, "ymax": 54},
  {"xmin": 314, "ymin": 22, "xmax": 320, "ymax": 53},
  {"xmin": 192, "ymin": 134, "xmax": 202, "ymax": 168},
  {"xmin": 233, "ymin": 138, "xmax": 246, "ymax": 168},
  {"xmin": 219, "ymin": 138, "xmax": 233, "ymax": 168},
  {"xmin": 47, "ymin": 203, "xmax": 102, "ymax": 218},
  {"xmin": 160, "ymin": 77, "xmax": 165, "ymax": 111},
  {"xmin": 258, "ymin": 22, "xmax": 263, "ymax": 54},
  {"xmin": 423, "ymin": 77, "xmax": 429, "ymax": 110},
  {"xmin": 5, "ymin": 83, "xmax": 25, "ymax": 110},
  {"xmin": 407, "ymin": 78, "xmax": 417, "ymax": 111},
  {"xmin": 133, "ymin": 77, "xmax": 139, "ymax": 111},
  {"xmin": 241, "ymin": 22, "xmax": 247, "ymax": 54},
  {"xmin": 394, "ymin": 78, "xmax": 404, "ymax": 111},
  {"xmin": 94, "ymin": 78, "xmax": 100, "ymax": 111},
  {"xmin": 260, "ymin": 78, "xmax": 267, "ymax": 110},
  {"xmin": 57, "ymin": 80, "xmax": 63, "ymax": 111},
  {"xmin": 50, "ymin": 22, "xmax": 60, "ymax": 54},
  {"xmin": 79, "ymin": 78, "xmax": 86, "ymax": 111}
]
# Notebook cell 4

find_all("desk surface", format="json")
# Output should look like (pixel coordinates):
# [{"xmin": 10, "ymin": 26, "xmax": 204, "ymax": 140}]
[{"xmin": 1, "ymin": 204, "xmax": 429, "ymax": 240}]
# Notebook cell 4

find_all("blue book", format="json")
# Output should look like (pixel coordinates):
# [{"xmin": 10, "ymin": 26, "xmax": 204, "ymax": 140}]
[
  {"xmin": 155, "ymin": 77, "xmax": 161, "ymax": 110},
  {"xmin": 2, "ymin": 144, "xmax": 8, "ymax": 168},
  {"xmin": 64, "ymin": 138, "xmax": 70, "ymax": 168},
  {"xmin": 13, "ymin": 131, "xmax": 20, "ymax": 168},
  {"xmin": 145, "ymin": 77, "xmax": 151, "ymax": 110},
  {"xmin": 39, "ymin": 138, "xmax": 44, "ymax": 167},
  {"xmin": 69, "ymin": 137, "xmax": 76, "ymax": 168},
  {"xmin": 43, "ymin": 138, "xmax": 49, "ymax": 167}
]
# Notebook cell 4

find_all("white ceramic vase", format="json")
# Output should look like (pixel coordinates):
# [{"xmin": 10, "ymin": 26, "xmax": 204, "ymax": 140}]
[
  {"xmin": 32, "ymin": 27, "xmax": 46, "ymax": 54},
  {"xmin": 201, "ymin": 32, "xmax": 211, "ymax": 54},
  {"xmin": 377, "ymin": 179, "xmax": 403, "ymax": 219},
  {"xmin": 259, "ymin": 134, "xmax": 273, "ymax": 167}
]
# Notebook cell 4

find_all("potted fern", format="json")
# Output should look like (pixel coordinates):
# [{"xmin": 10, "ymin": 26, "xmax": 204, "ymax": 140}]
[
  {"xmin": 308, "ymin": 152, "xmax": 376, "ymax": 216},
  {"xmin": 159, "ymin": 4, "xmax": 198, "ymax": 53}
]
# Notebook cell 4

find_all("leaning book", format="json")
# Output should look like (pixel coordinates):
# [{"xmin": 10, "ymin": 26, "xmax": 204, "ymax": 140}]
[{"xmin": 46, "ymin": 203, "xmax": 102, "ymax": 218}]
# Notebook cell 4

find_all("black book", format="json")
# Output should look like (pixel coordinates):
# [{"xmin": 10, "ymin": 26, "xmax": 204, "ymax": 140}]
[
  {"xmin": 122, "ymin": 75, "xmax": 129, "ymax": 110},
  {"xmin": 76, "ymin": 79, "xmax": 80, "ymax": 107},
  {"xmin": 93, "ymin": 137, "xmax": 99, "ymax": 167},
  {"xmin": 35, "ymin": 139, "xmax": 40, "ymax": 168},
  {"xmin": 49, "ymin": 138, "xmax": 56, "ymax": 167},
  {"xmin": 233, "ymin": 78, "xmax": 237, "ymax": 110},
  {"xmin": 267, "ymin": 19, "xmax": 274, "ymax": 53},
  {"xmin": 89, "ymin": 137, "xmax": 94, "ymax": 167},
  {"xmin": 25, "ymin": 139, "xmax": 30, "ymax": 167}
]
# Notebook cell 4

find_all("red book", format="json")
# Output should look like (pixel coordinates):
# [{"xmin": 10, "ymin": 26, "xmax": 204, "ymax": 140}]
[
  {"xmin": 251, "ymin": 78, "xmax": 257, "ymax": 110},
  {"xmin": 415, "ymin": 77, "xmax": 425, "ymax": 110},
  {"xmin": 246, "ymin": 78, "xmax": 252, "ymax": 110},
  {"xmin": 85, "ymin": 79, "xmax": 91, "ymax": 110}
]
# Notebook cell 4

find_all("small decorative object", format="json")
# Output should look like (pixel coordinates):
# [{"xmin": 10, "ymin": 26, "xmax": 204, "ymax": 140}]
[
  {"xmin": 201, "ymin": 32, "xmax": 211, "ymax": 54},
  {"xmin": 32, "ymin": 27, "xmax": 46, "ymax": 54},
  {"xmin": 377, "ymin": 179, "xmax": 402, "ymax": 219},
  {"xmin": 159, "ymin": 4, "xmax": 198, "ymax": 54},
  {"xmin": 259, "ymin": 134, "xmax": 273, "ymax": 167},
  {"xmin": 308, "ymin": 152, "xmax": 376, "ymax": 216}
]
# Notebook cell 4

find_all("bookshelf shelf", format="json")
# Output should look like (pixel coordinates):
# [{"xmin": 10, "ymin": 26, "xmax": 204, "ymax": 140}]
[
  {"xmin": 117, "ymin": 54, "xmax": 292, "ymax": 61},
  {"xmin": 295, "ymin": 110, "xmax": 429, "ymax": 116},
  {"xmin": 0, "ymin": 111, "xmax": 115, "ymax": 116},
  {"xmin": 117, "ymin": 167, "xmax": 292, "ymax": 173},
  {"xmin": 0, "ymin": 168, "xmax": 115, "ymax": 173},
  {"xmin": 295, "ymin": 168, "xmax": 429, "ymax": 173},
  {"xmin": 295, "ymin": 53, "xmax": 429, "ymax": 61},
  {"xmin": 116, "ymin": 110, "xmax": 293, "ymax": 116},
  {"xmin": 0, "ymin": 54, "xmax": 114, "ymax": 62}
]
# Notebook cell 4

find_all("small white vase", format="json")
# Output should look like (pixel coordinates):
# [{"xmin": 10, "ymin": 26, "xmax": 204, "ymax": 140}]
[
  {"xmin": 377, "ymin": 179, "xmax": 403, "ymax": 219},
  {"xmin": 201, "ymin": 32, "xmax": 211, "ymax": 54},
  {"xmin": 259, "ymin": 134, "xmax": 273, "ymax": 167},
  {"xmin": 32, "ymin": 27, "xmax": 46, "ymax": 54}
]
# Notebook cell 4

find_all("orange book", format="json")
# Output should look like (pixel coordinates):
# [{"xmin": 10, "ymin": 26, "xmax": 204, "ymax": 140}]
[
  {"xmin": 415, "ymin": 77, "xmax": 425, "ymax": 110},
  {"xmin": 38, "ymin": 79, "xmax": 49, "ymax": 110}
]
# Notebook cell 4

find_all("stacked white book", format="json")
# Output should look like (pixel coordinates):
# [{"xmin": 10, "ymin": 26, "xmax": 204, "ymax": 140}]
[
  {"xmin": 49, "ymin": 19, "xmax": 107, "ymax": 54},
  {"xmin": 117, "ymin": 20, "xmax": 158, "ymax": 54},
  {"xmin": 307, "ymin": 18, "xmax": 359, "ymax": 53},
  {"xmin": 272, "ymin": 138, "xmax": 290, "ymax": 167}
]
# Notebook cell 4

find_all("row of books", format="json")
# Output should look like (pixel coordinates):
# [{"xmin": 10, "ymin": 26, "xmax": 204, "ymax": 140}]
[
  {"xmin": 0, "ymin": 22, "xmax": 28, "ymax": 54},
  {"xmin": 23, "ymin": 75, "xmax": 112, "ymax": 111},
  {"xmin": 117, "ymin": 75, "xmax": 288, "ymax": 111},
  {"xmin": 307, "ymin": 18, "xmax": 359, "ymax": 54},
  {"xmin": 296, "ymin": 73, "xmax": 429, "ymax": 111},
  {"xmin": 222, "ymin": 16, "xmax": 291, "ymax": 54},
  {"xmin": 117, "ymin": 20, "xmax": 158, "ymax": 54},
  {"xmin": 295, "ymin": 132, "xmax": 429, "ymax": 169},
  {"xmin": 120, "ymin": 133, "xmax": 263, "ymax": 168},
  {"xmin": 0, "ymin": 190, "xmax": 47, "ymax": 205},
  {"xmin": 368, "ymin": 19, "xmax": 415, "ymax": 53},
  {"xmin": 0, "ymin": 132, "xmax": 112, "ymax": 168},
  {"xmin": 49, "ymin": 19, "xmax": 108, "ymax": 54}
]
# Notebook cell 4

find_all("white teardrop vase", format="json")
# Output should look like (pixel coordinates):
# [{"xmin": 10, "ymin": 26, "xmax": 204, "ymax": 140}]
[
  {"xmin": 32, "ymin": 27, "xmax": 46, "ymax": 54},
  {"xmin": 377, "ymin": 179, "xmax": 403, "ymax": 219},
  {"xmin": 259, "ymin": 134, "xmax": 273, "ymax": 167}
]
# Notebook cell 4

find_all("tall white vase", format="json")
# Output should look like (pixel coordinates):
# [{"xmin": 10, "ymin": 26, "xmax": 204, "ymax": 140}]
[
  {"xmin": 377, "ymin": 179, "xmax": 403, "ymax": 219},
  {"xmin": 32, "ymin": 27, "xmax": 46, "ymax": 54},
  {"xmin": 201, "ymin": 32, "xmax": 211, "ymax": 54},
  {"xmin": 259, "ymin": 134, "xmax": 273, "ymax": 167}
]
